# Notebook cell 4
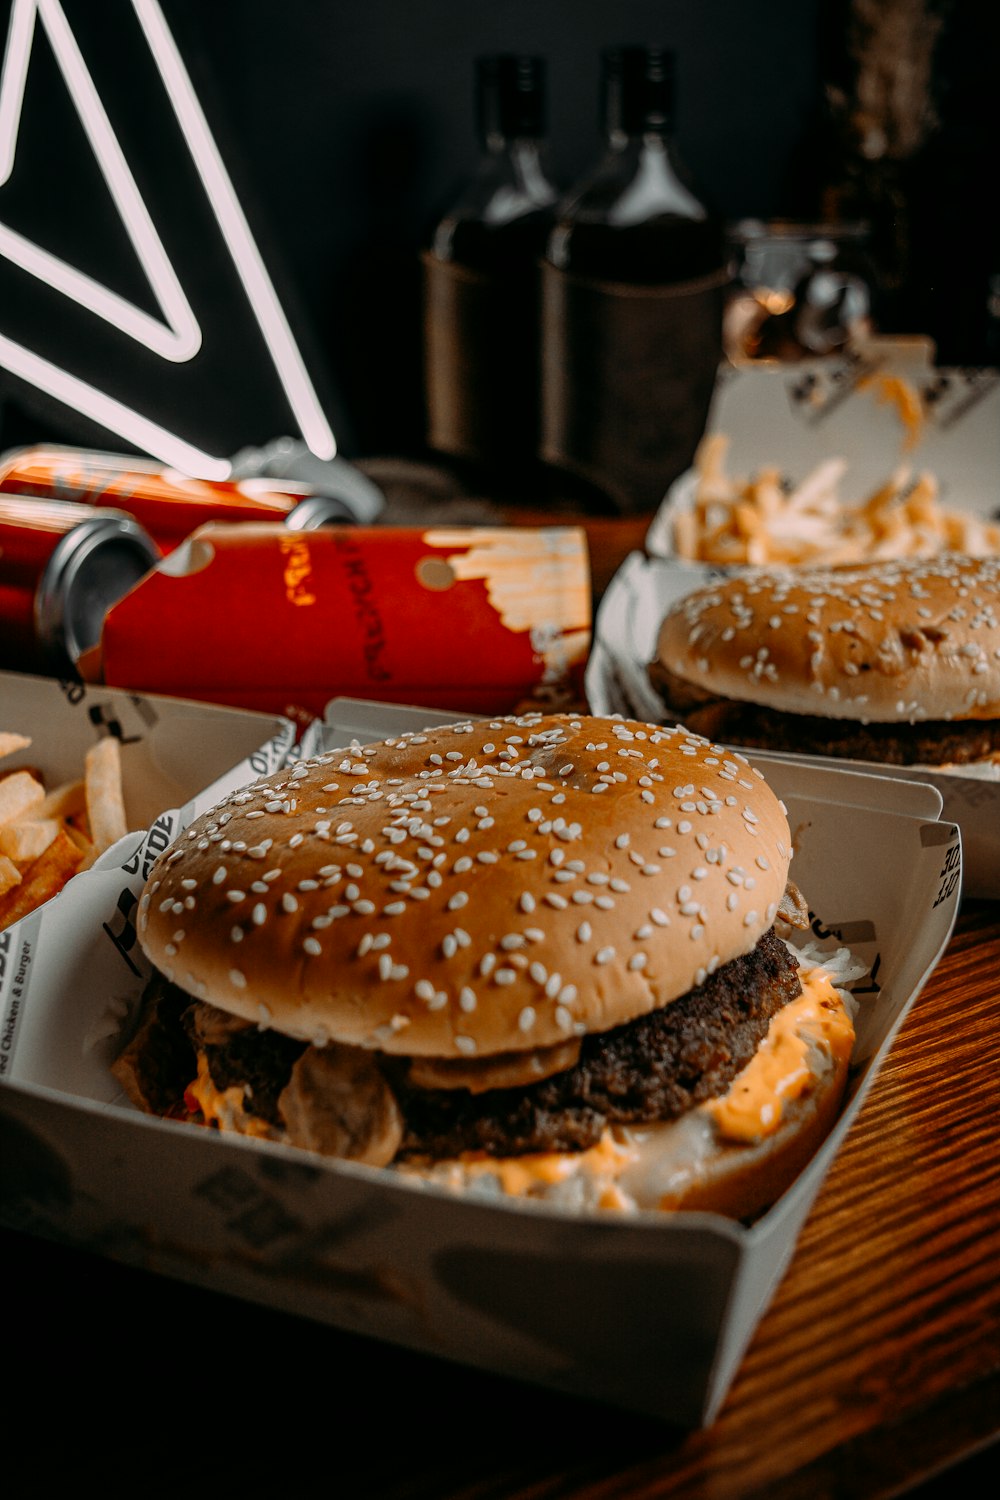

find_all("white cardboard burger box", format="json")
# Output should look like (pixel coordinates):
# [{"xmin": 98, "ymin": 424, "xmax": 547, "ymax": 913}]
[
  {"xmin": 587, "ymin": 552, "xmax": 1000, "ymax": 901},
  {"xmin": 0, "ymin": 696, "xmax": 959, "ymax": 1428}
]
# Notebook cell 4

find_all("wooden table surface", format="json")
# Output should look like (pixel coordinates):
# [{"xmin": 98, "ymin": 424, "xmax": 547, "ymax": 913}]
[{"xmin": 5, "ymin": 500, "xmax": 999, "ymax": 1485}]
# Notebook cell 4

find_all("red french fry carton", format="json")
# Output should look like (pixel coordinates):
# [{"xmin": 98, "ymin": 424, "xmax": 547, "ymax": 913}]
[{"xmin": 94, "ymin": 522, "xmax": 591, "ymax": 719}]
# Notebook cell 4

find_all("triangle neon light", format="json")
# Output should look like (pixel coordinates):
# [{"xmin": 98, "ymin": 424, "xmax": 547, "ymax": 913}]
[{"xmin": 0, "ymin": 0, "xmax": 336, "ymax": 477}]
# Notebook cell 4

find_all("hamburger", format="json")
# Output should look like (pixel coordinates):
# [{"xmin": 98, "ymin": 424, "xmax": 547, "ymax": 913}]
[
  {"xmin": 650, "ymin": 554, "xmax": 1000, "ymax": 768},
  {"xmin": 114, "ymin": 712, "xmax": 857, "ymax": 1218}
]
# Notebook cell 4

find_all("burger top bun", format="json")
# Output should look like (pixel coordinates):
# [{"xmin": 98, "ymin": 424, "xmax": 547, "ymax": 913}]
[
  {"xmin": 138, "ymin": 714, "xmax": 792, "ymax": 1060},
  {"xmin": 657, "ymin": 554, "xmax": 1000, "ymax": 723}
]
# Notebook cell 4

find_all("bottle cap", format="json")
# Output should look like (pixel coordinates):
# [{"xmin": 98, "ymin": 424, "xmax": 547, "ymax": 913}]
[
  {"xmin": 476, "ymin": 55, "xmax": 546, "ymax": 142},
  {"xmin": 602, "ymin": 46, "xmax": 676, "ymax": 137}
]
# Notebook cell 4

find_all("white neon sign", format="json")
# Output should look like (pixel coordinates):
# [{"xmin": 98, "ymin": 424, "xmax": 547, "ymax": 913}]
[{"xmin": 0, "ymin": 0, "xmax": 336, "ymax": 476}]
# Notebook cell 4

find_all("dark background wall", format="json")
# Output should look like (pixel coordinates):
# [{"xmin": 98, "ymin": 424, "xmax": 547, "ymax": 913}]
[
  {"xmin": 180, "ymin": 0, "xmax": 828, "ymax": 457},
  {"xmin": 0, "ymin": 0, "xmax": 995, "ymax": 467}
]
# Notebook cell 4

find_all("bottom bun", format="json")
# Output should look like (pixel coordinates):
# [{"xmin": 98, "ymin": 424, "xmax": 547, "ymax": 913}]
[{"xmin": 398, "ymin": 962, "xmax": 854, "ymax": 1221}]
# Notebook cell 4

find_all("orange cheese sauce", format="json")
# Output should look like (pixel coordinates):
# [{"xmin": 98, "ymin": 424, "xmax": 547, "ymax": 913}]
[
  {"xmin": 487, "ymin": 1129, "xmax": 639, "ymax": 1198},
  {"xmin": 706, "ymin": 965, "xmax": 855, "ymax": 1144},
  {"xmin": 186, "ymin": 1053, "xmax": 276, "ymax": 1141},
  {"xmin": 404, "ymin": 963, "xmax": 855, "ymax": 1212}
]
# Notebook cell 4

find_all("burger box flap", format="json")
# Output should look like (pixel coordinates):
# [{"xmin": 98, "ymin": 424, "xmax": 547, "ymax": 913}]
[
  {"xmin": 646, "ymin": 339, "xmax": 1000, "ymax": 557},
  {"xmin": 0, "ymin": 670, "xmax": 297, "ymax": 832},
  {"xmin": 588, "ymin": 552, "xmax": 999, "ymax": 899},
  {"xmin": 0, "ymin": 702, "xmax": 960, "ymax": 1428}
]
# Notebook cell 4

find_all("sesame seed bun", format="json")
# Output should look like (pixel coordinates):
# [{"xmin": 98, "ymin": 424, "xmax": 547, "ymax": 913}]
[
  {"xmin": 656, "ymin": 554, "xmax": 1000, "ymax": 724},
  {"xmin": 137, "ymin": 714, "xmax": 792, "ymax": 1062}
]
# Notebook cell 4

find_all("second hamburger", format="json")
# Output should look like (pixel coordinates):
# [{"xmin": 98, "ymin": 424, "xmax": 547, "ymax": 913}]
[{"xmin": 650, "ymin": 554, "xmax": 1000, "ymax": 767}]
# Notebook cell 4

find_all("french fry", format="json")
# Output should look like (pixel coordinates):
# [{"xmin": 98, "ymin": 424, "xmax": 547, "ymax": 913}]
[
  {"xmin": 35, "ymin": 777, "xmax": 87, "ymax": 822},
  {"xmin": 0, "ymin": 770, "xmax": 46, "ymax": 828},
  {"xmin": 84, "ymin": 737, "xmax": 128, "ymax": 853},
  {"xmin": 0, "ymin": 817, "xmax": 60, "ymax": 864},
  {"xmin": 0, "ymin": 732, "xmax": 32, "ymax": 760},
  {"xmin": 0, "ymin": 728, "xmax": 131, "ymax": 926},
  {"xmin": 0, "ymin": 827, "xmax": 85, "ymax": 932}
]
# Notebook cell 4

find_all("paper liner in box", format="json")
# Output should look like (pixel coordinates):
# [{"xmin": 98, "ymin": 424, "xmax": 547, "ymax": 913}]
[{"xmin": 96, "ymin": 522, "xmax": 591, "ymax": 718}]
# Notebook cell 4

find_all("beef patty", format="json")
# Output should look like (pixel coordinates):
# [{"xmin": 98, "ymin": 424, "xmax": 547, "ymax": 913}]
[
  {"xmin": 395, "ymin": 927, "xmax": 800, "ymax": 1156},
  {"xmin": 649, "ymin": 663, "xmax": 1000, "ymax": 766},
  {"xmin": 116, "ymin": 927, "xmax": 802, "ymax": 1159}
]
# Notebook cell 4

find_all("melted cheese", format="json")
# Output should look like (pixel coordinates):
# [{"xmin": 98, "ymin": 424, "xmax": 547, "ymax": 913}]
[
  {"xmin": 706, "ymin": 965, "xmax": 854, "ymax": 1143},
  {"xmin": 400, "ymin": 964, "xmax": 855, "ymax": 1215},
  {"xmin": 186, "ymin": 1053, "xmax": 277, "ymax": 1141}
]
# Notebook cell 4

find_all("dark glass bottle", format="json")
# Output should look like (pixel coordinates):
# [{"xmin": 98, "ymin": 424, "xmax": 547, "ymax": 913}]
[
  {"xmin": 540, "ymin": 46, "xmax": 727, "ymax": 512},
  {"xmin": 422, "ymin": 55, "xmax": 558, "ymax": 476}
]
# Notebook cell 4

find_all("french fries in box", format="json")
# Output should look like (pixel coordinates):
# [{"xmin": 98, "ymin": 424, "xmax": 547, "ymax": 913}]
[
  {"xmin": 667, "ymin": 432, "xmax": 1000, "ymax": 568},
  {"xmin": 648, "ymin": 343, "xmax": 1000, "ymax": 567},
  {"xmin": 0, "ymin": 671, "xmax": 297, "ymax": 931},
  {"xmin": 0, "ymin": 736, "xmax": 129, "ymax": 929}
]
